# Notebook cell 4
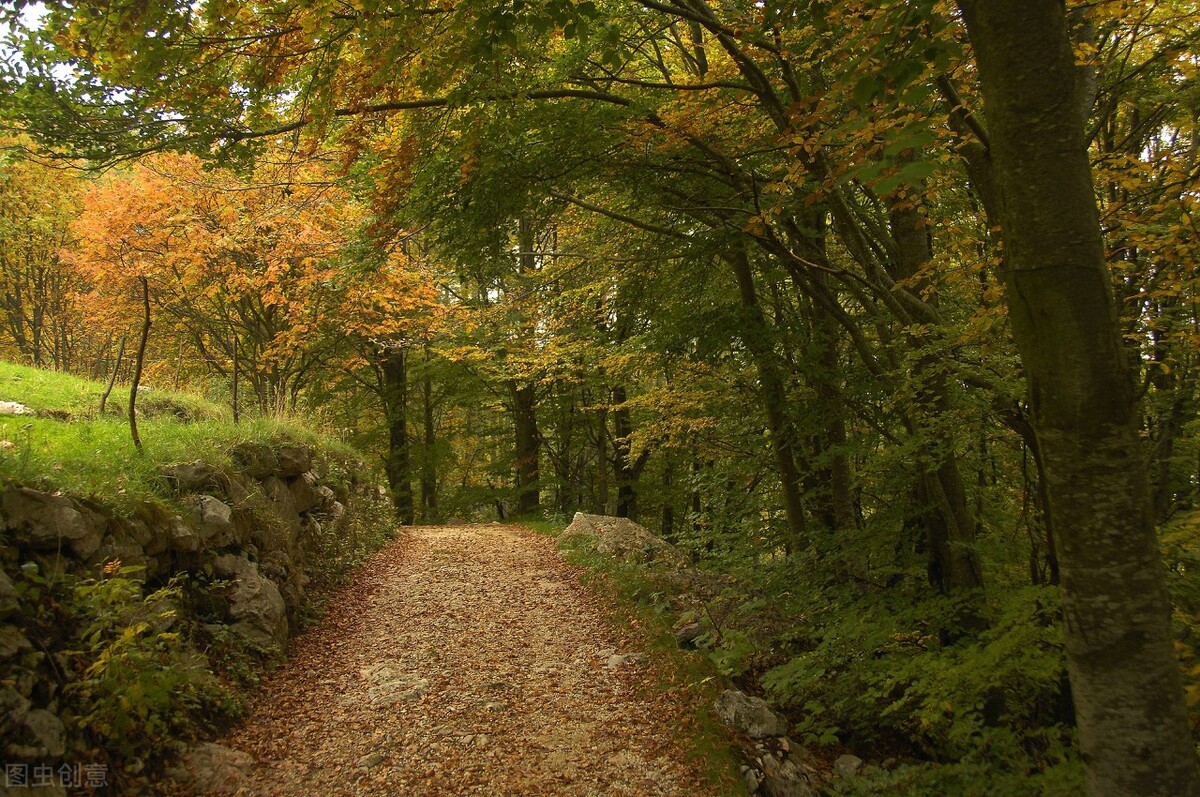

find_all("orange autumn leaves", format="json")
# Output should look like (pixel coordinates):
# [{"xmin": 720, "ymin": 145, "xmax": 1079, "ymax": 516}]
[{"xmin": 65, "ymin": 153, "xmax": 445, "ymax": 382}]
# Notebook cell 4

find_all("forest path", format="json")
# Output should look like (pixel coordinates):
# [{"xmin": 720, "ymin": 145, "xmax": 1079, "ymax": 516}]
[{"xmin": 202, "ymin": 524, "xmax": 715, "ymax": 796}]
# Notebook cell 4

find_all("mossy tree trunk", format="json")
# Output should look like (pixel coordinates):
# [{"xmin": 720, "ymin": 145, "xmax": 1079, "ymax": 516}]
[{"xmin": 957, "ymin": 2, "xmax": 1200, "ymax": 794}]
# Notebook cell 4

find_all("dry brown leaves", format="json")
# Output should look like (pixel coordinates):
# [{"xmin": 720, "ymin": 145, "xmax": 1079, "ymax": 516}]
[{"xmin": 185, "ymin": 525, "xmax": 719, "ymax": 796}]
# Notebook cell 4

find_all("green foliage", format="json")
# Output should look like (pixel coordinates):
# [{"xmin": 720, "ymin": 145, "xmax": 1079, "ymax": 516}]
[
  {"xmin": 5, "ymin": 561, "xmax": 245, "ymax": 780},
  {"xmin": 66, "ymin": 570, "xmax": 242, "ymax": 767}
]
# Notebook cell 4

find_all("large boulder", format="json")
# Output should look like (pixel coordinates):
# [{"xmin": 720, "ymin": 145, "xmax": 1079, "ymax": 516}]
[
  {"xmin": 559, "ymin": 513, "xmax": 686, "ymax": 567},
  {"xmin": 212, "ymin": 554, "xmax": 287, "ymax": 649},
  {"xmin": 714, "ymin": 689, "xmax": 789, "ymax": 739},
  {"xmin": 1, "ymin": 488, "xmax": 104, "ymax": 560}
]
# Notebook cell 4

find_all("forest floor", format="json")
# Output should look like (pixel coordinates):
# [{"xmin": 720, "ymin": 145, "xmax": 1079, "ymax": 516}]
[{"xmin": 175, "ymin": 524, "xmax": 721, "ymax": 796}]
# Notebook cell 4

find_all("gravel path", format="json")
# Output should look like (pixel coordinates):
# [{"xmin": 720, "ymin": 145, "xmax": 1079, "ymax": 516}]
[{"xmin": 204, "ymin": 524, "xmax": 716, "ymax": 796}]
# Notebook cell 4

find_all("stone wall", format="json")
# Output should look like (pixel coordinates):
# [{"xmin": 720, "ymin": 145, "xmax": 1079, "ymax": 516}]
[{"xmin": 0, "ymin": 440, "xmax": 382, "ymax": 781}]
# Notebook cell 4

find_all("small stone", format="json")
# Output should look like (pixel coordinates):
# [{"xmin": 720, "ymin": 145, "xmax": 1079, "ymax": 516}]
[
  {"xmin": 0, "ymin": 401, "xmax": 34, "ymax": 416},
  {"xmin": 0, "ymin": 625, "xmax": 32, "ymax": 660},
  {"xmin": 356, "ymin": 751, "xmax": 387, "ymax": 769},
  {"xmin": 674, "ymin": 621, "xmax": 705, "ymax": 648},
  {"xmin": 833, "ymin": 753, "xmax": 865, "ymax": 779},
  {"xmin": 744, "ymin": 768, "xmax": 760, "ymax": 793},
  {"xmin": 0, "ymin": 568, "xmax": 16, "ymax": 608},
  {"xmin": 168, "ymin": 516, "xmax": 200, "ymax": 553},
  {"xmin": 761, "ymin": 752, "xmax": 816, "ymax": 797},
  {"xmin": 23, "ymin": 709, "xmax": 66, "ymax": 758},
  {"xmin": 194, "ymin": 495, "xmax": 236, "ymax": 547},
  {"xmin": 606, "ymin": 652, "xmax": 648, "ymax": 669}
]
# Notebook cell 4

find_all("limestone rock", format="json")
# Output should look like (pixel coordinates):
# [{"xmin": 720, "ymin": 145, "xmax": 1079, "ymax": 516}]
[
  {"xmin": 86, "ymin": 537, "xmax": 150, "ymax": 574},
  {"xmin": 0, "ymin": 686, "xmax": 30, "ymax": 736},
  {"xmin": 276, "ymin": 445, "xmax": 313, "ymax": 478},
  {"xmin": 674, "ymin": 621, "xmax": 705, "ymax": 648},
  {"xmin": 0, "ymin": 401, "xmax": 34, "ymax": 416},
  {"xmin": 230, "ymin": 442, "xmax": 280, "ymax": 480},
  {"xmin": 288, "ymin": 472, "xmax": 321, "ymax": 514},
  {"xmin": 194, "ymin": 495, "xmax": 236, "ymax": 547},
  {"xmin": 0, "ymin": 625, "xmax": 31, "ymax": 660},
  {"xmin": 2, "ymin": 488, "xmax": 104, "ymax": 560},
  {"xmin": 167, "ymin": 516, "xmax": 200, "ymax": 553},
  {"xmin": 0, "ymin": 568, "xmax": 16, "ymax": 614},
  {"xmin": 261, "ymin": 477, "xmax": 302, "ymax": 540},
  {"xmin": 833, "ymin": 753, "xmax": 864, "ymax": 779},
  {"xmin": 559, "ymin": 512, "xmax": 686, "ymax": 567},
  {"xmin": 714, "ymin": 690, "xmax": 789, "ymax": 739},
  {"xmin": 9, "ymin": 709, "xmax": 66, "ymax": 760},
  {"xmin": 212, "ymin": 554, "xmax": 288, "ymax": 649},
  {"xmin": 761, "ymin": 751, "xmax": 817, "ymax": 797},
  {"xmin": 162, "ymin": 461, "xmax": 222, "ymax": 494}
]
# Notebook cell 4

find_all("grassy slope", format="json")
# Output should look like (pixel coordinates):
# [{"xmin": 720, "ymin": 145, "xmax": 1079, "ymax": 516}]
[{"xmin": 0, "ymin": 360, "xmax": 368, "ymax": 514}]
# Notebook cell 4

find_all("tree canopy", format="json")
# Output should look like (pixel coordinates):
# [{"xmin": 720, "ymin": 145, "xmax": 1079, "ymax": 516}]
[{"xmin": 4, "ymin": 1, "xmax": 1200, "ymax": 793}]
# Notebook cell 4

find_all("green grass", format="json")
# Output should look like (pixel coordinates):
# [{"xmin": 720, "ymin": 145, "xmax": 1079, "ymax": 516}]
[
  {"xmin": 0, "ymin": 362, "xmax": 371, "ymax": 515},
  {"xmin": 0, "ymin": 360, "xmax": 227, "ymax": 421},
  {"xmin": 516, "ymin": 517, "xmax": 751, "ymax": 796}
]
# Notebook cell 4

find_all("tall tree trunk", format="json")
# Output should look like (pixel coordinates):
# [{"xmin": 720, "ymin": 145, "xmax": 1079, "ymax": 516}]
[
  {"xmin": 725, "ymin": 248, "xmax": 807, "ymax": 546},
  {"xmin": 128, "ymin": 276, "xmax": 150, "ymax": 452},
  {"xmin": 512, "ymin": 380, "xmax": 540, "ymax": 516},
  {"xmin": 99, "ymin": 334, "xmax": 126, "ymax": 417},
  {"xmin": 888, "ymin": 196, "xmax": 984, "ymax": 593},
  {"xmin": 958, "ymin": 3, "xmax": 1200, "ymax": 794},
  {"xmin": 382, "ymin": 346, "xmax": 414, "ymax": 524},
  {"xmin": 421, "ymin": 357, "xmax": 438, "ymax": 521}
]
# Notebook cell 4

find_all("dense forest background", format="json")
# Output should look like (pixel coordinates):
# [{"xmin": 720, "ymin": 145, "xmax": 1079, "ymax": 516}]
[{"xmin": 2, "ymin": 0, "xmax": 1200, "ymax": 793}]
